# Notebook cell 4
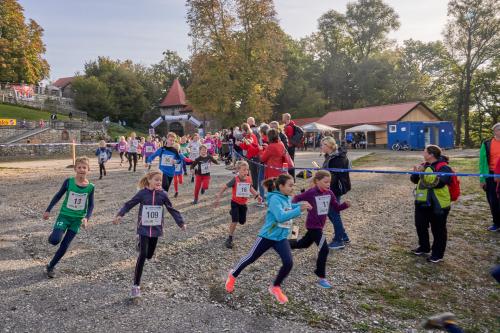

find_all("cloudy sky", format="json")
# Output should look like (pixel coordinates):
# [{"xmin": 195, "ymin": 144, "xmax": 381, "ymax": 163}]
[{"xmin": 18, "ymin": 0, "xmax": 449, "ymax": 81}]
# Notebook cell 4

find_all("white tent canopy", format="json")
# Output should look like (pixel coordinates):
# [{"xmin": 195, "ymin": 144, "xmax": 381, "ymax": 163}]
[
  {"xmin": 344, "ymin": 124, "xmax": 386, "ymax": 133},
  {"xmin": 302, "ymin": 122, "xmax": 340, "ymax": 133},
  {"xmin": 344, "ymin": 124, "xmax": 386, "ymax": 150}
]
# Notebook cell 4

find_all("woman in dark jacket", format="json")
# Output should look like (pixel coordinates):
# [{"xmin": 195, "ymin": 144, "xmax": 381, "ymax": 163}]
[
  {"xmin": 321, "ymin": 136, "xmax": 351, "ymax": 249},
  {"xmin": 410, "ymin": 145, "xmax": 452, "ymax": 263}
]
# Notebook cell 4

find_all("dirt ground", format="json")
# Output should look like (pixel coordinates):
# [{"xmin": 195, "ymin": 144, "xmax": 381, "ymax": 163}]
[{"xmin": 0, "ymin": 151, "xmax": 498, "ymax": 332}]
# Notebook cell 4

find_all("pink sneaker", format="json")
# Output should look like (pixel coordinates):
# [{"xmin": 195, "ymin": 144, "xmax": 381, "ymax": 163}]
[
  {"xmin": 268, "ymin": 285, "xmax": 288, "ymax": 304},
  {"xmin": 225, "ymin": 271, "xmax": 236, "ymax": 293}
]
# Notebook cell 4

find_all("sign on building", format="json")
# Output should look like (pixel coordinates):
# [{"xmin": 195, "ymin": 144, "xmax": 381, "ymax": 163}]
[{"xmin": 0, "ymin": 119, "xmax": 17, "ymax": 126}]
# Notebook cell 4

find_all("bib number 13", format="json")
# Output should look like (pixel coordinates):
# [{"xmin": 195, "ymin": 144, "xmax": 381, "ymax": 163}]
[{"xmin": 67, "ymin": 192, "xmax": 87, "ymax": 211}]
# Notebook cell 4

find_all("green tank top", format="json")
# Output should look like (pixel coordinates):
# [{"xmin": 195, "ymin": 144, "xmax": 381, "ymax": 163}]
[{"xmin": 60, "ymin": 177, "xmax": 94, "ymax": 218}]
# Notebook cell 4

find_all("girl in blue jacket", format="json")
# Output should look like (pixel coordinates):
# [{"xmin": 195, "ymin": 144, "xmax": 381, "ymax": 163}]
[
  {"xmin": 225, "ymin": 174, "xmax": 312, "ymax": 304},
  {"xmin": 146, "ymin": 132, "xmax": 184, "ymax": 192}
]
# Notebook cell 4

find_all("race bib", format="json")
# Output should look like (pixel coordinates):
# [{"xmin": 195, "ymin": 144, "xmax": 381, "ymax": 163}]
[
  {"xmin": 129, "ymin": 140, "xmax": 138, "ymax": 152},
  {"xmin": 278, "ymin": 219, "xmax": 293, "ymax": 229},
  {"xmin": 236, "ymin": 183, "xmax": 251, "ymax": 197},
  {"xmin": 191, "ymin": 146, "xmax": 199, "ymax": 156},
  {"xmin": 315, "ymin": 195, "xmax": 331, "ymax": 216},
  {"xmin": 67, "ymin": 192, "xmax": 87, "ymax": 211},
  {"xmin": 141, "ymin": 205, "xmax": 162, "ymax": 226},
  {"xmin": 145, "ymin": 146, "xmax": 154, "ymax": 153},
  {"xmin": 200, "ymin": 162, "xmax": 209, "ymax": 174},
  {"xmin": 99, "ymin": 152, "xmax": 107, "ymax": 162},
  {"xmin": 161, "ymin": 154, "xmax": 174, "ymax": 166},
  {"xmin": 175, "ymin": 163, "xmax": 182, "ymax": 172},
  {"xmin": 205, "ymin": 142, "xmax": 212, "ymax": 150}
]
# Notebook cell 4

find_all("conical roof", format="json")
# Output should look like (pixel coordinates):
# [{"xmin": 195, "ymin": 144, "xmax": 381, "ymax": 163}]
[{"xmin": 160, "ymin": 78, "xmax": 187, "ymax": 107}]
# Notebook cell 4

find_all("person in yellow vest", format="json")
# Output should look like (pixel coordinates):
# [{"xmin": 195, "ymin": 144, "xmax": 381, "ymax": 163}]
[
  {"xmin": 479, "ymin": 122, "xmax": 500, "ymax": 232},
  {"xmin": 410, "ymin": 145, "xmax": 452, "ymax": 263}
]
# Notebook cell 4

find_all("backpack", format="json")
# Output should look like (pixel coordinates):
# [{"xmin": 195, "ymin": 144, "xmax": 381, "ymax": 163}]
[
  {"xmin": 290, "ymin": 124, "xmax": 304, "ymax": 147},
  {"xmin": 435, "ymin": 162, "xmax": 460, "ymax": 202}
]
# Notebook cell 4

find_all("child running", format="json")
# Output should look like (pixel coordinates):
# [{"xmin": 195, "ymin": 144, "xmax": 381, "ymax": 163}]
[
  {"xmin": 190, "ymin": 145, "xmax": 219, "ymax": 204},
  {"xmin": 188, "ymin": 133, "xmax": 202, "ymax": 182},
  {"xmin": 225, "ymin": 174, "xmax": 312, "ymax": 304},
  {"xmin": 113, "ymin": 171, "xmax": 186, "ymax": 298},
  {"xmin": 95, "ymin": 140, "xmax": 112, "ymax": 180},
  {"xmin": 42, "ymin": 156, "xmax": 95, "ymax": 278},
  {"xmin": 117, "ymin": 136, "xmax": 128, "ymax": 166},
  {"xmin": 142, "ymin": 136, "xmax": 157, "ymax": 169},
  {"xmin": 172, "ymin": 143, "xmax": 191, "ymax": 198},
  {"xmin": 215, "ymin": 161, "xmax": 262, "ymax": 249},
  {"xmin": 291, "ymin": 170, "xmax": 350, "ymax": 289},
  {"xmin": 146, "ymin": 132, "xmax": 185, "ymax": 192}
]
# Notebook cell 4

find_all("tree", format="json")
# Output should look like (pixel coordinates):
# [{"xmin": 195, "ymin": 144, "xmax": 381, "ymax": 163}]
[
  {"xmin": 186, "ymin": 0, "xmax": 286, "ymax": 126},
  {"xmin": 72, "ymin": 76, "xmax": 114, "ymax": 121},
  {"xmin": 0, "ymin": 0, "xmax": 49, "ymax": 83},
  {"xmin": 444, "ymin": 0, "xmax": 500, "ymax": 146}
]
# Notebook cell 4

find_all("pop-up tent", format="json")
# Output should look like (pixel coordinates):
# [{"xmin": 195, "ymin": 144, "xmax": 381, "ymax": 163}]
[
  {"xmin": 302, "ymin": 122, "xmax": 340, "ymax": 133},
  {"xmin": 345, "ymin": 124, "xmax": 386, "ymax": 150}
]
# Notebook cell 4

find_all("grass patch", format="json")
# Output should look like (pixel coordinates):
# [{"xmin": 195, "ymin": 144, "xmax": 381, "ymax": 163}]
[
  {"xmin": 448, "ymin": 157, "xmax": 478, "ymax": 173},
  {"xmin": 0, "ymin": 103, "xmax": 73, "ymax": 121},
  {"xmin": 352, "ymin": 153, "xmax": 377, "ymax": 167},
  {"xmin": 364, "ymin": 285, "xmax": 428, "ymax": 319},
  {"xmin": 106, "ymin": 123, "xmax": 148, "ymax": 140}
]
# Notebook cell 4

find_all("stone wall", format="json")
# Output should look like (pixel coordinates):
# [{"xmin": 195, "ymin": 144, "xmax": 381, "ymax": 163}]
[
  {"xmin": 0, "ymin": 128, "xmax": 28, "ymax": 141},
  {"xmin": 0, "ymin": 143, "xmax": 101, "ymax": 160}
]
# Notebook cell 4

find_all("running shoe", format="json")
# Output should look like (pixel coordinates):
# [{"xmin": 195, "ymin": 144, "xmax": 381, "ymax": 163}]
[
  {"xmin": 426, "ymin": 256, "xmax": 443, "ymax": 263},
  {"xmin": 411, "ymin": 247, "xmax": 430, "ymax": 256},
  {"xmin": 342, "ymin": 236, "xmax": 351, "ymax": 244},
  {"xmin": 422, "ymin": 312, "xmax": 456, "ymax": 329},
  {"xmin": 225, "ymin": 237, "xmax": 233, "ymax": 249},
  {"xmin": 225, "ymin": 271, "xmax": 236, "ymax": 293},
  {"xmin": 201, "ymin": 188, "xmax": 205, "ymax": 195},
  {"xmin": 487, "ymin": 225, "xmax": 499, "ymax": 232},
  {"xmin": 130, "ymin": 285, "xmax": 141, "ymax": 298},
  {"xmin": 192, "ymin": 199, "xmax": 198, "ymax": 205},
  {"xmin": 268, "ymin": 285, "xmax": 288, "ymax": 304},
  {"xmin": 46, "ymin": 265, "xmax": 55, "ymax": 279},
  {"xmin": 328, "ymin": 240, "xmax": 345, "ymax": 250},
  {"xmin": 256, "ymin": 203, "xmax": 265, "ymax": 208},
  {"xmin": 174, "ymin": 192, "xmax": 178, "ymax": 198},
  {"xmin": 318, "ymin": 278, "xmax": 332, "ymax": 289}
]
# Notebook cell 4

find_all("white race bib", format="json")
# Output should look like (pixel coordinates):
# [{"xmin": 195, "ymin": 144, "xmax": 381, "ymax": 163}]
[
  {"xmin": 99, "ymin": 152, "xmax": 107, "ymax": 162},
  {"xmin": 278, "ymin": 219, "xmax": 293, "ymax": 229},
  {"xmin": 191, "ymin": 146, "xmax": 199, "ymax": 157},
  {"xmin": 66, "ymin": 192, "xmax": 87, "ymax": 211},
  {"xmin": 205, "ymin": 142, "xmax": 212, "ymax": 150},
  {"xmin": 145, "ymin": 146, "xmax": 153, "ymax": 153},
  {"xmin": 129, "ymin": 140, "xmax": 139, "ymax": 153},
  {"xmin": 141, "ymin": 205, "xmax": 162, "ymax": 226},
  {"xmin": 236, "ymin": 183, "xmax": 251, "ymax": 197},
  {"xmin": 315, "ymin": 195, "xmax": 331, "ymax": 216},
  {"xmin": 175, "ymin": 163, "xmax": 182, "ymax": 172},
  {"xmin": 161, "ymin": 154, "xmax": 174, "ymax": 166},
  {"xmin": 200, "ymin": 162, "xmax": 209, "ymax": 174}
]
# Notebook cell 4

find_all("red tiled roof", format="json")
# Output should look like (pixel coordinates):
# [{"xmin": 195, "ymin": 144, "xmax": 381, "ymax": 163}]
[
  {"xmin": 317, "ymin": 102, "xmax": 436, "ymax": 127},
  {"xmin": 293, "ymin": 117, "xmax": 321, "ymax": 127},
  {"xmin": 160, "ymin": 78, "xmax": 187, "ymax": 107},
  {"xmin": 53, "ymin": 77, "xmax": 75, "ymax": 88}
]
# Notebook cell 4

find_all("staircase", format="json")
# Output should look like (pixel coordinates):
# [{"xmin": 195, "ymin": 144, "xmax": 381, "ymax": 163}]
[{"xmin": 1, "ymin": 127, "xmax": 51, "ymax": 144}]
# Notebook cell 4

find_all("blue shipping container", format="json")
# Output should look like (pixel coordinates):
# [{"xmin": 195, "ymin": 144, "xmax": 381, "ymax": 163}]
[{"xmin": 387, "ymin": 121, "xmax": 454, "ymax": 150}]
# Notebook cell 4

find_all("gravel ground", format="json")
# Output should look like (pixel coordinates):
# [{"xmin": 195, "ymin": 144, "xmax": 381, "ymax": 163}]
[{"xmin": 0, "ymin": 151, "xmax": 498, "ymax": 332}]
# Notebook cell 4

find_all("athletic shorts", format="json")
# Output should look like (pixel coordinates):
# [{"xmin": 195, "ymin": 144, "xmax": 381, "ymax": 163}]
[
  {"xmin": 54, "ymin": 214, "xmax": 83, "ymax": 233},
  {"xmin": 230, "ymin": 201, "xmax": 248, "ymax": 225}
]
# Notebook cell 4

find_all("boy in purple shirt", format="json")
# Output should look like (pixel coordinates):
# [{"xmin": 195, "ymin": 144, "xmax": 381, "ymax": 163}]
[{"xmin": 291, "ymin": 170, "xmax": 350, "ymax": 289}]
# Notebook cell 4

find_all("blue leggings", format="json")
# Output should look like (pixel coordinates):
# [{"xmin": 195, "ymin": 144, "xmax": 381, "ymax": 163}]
[
  {"xmin": 232, "ymin": 237, "xmax": 293, "ymax": 286},
  {"xmin": 48, "ymin": 228, "xmax": 77, "ymax": 269},
  {"xmin": 445, "ymin": 323, "xmax": 464, "ymax": 333}
]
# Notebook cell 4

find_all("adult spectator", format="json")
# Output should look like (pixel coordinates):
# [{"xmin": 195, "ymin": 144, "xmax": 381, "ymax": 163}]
[
  {"xmin": 410, "ymin": 145, "xmax": 452, "ymax": 263},
  {"xmin": 260, "ymin": 129, "xmax": 287, "ymax": 179},
  {"xmin": 321, "ymin": 136, "xmax": 351, "ymax": 249},
  {"xmin": 479, "ymin": 122, "xmax": 500, "ymax": 232},
  {"xmin": 270, "ymin": 121, "xmax": 288, "ymax": 151},
  {"xmin": 68, "ymin": 112, "xmax": 73, "ymax": 120},
  {"xmin": 257, "ymin": 124, "xmax": 270, "ymax": 203},
  {"xmin": 282, "ymin": 113, "xmax": 296, "ymax": 178},
  {"xmin": 247, "ymin": 117, "xmax": 261, "ymax": 144},
  {"xmin": 237, "ymin": 123, "xmax": 260, "ymax": 193}
]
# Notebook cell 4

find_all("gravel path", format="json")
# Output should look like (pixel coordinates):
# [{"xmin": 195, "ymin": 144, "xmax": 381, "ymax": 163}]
[{"xmin": 0, "ymin": 151, "xmax": 497, "ymax": 332}]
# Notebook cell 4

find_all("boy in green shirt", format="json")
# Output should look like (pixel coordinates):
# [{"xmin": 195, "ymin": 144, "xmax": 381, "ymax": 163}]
[{"xmin": 43, "ymin": 156, "xmax": 95, "ymax": 278}]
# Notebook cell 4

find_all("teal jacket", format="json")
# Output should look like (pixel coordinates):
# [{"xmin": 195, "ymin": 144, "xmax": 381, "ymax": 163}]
[{"xmin": 258, "ymin": 191, "xmax": 302, "ymax": 241}]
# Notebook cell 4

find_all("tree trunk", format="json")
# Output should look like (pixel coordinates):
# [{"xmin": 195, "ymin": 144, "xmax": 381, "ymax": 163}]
[{"xmin": 455, "ymin": 74, "xmax": 465, "ymax": 147}]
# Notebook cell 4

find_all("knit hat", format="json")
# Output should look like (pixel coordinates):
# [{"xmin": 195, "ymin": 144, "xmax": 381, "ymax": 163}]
[{"xmin": 493, "ymin": 123, "xmax": 500, "ymax": 130}]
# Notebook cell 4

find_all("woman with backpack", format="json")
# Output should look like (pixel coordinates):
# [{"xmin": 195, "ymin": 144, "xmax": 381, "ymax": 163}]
[
  {"xmin": 410, "ymin": 145, "xmax": 453, "ymax": 263},
  {"xmin": 321, "ymin": 136, "xmax": 351, "ymax": 249}
]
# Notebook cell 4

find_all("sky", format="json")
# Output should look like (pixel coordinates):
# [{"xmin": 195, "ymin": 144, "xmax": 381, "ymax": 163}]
[{"xmin": 18, "ymin": 0, "xmax": 449, "ymax": 81}]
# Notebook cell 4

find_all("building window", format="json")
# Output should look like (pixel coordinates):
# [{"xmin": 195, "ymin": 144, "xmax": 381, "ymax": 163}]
[{"xmin": 389, "ymin": 125, "xmax": 397, "ymax": 133}]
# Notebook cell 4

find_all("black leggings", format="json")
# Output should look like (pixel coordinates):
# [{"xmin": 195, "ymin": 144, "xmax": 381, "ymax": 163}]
[
  {"xmin": 119, "ymin": 152, "xmax": 125, "ymax": 163},
  {"xmin": 232, "ymin": 237, "xmax": 292, "ymax": 286},
  {"xmin": 48, "ymin": 229, "xmax": 77, "ymax": 269},
  {"xmin": 134, "ymin": 235, "xmax": 158, "ymax": 286},
  {"xmin": 99, "ymin": 162, "xmax": 106, "ymax": 177},
  {"xmin": 290, "ymin": 229, "xmax": 329, "ymax": 278},
  {"xmin": 162, "ymin": 174, "xmax": 173, "ymax": 192},
  {"xmin": 128, "ymin": 152, "xmax": 138, "ymax": 171},
  {"xmin": 415, "ymin": 206, "xmax": 449, "ymax": 259}
]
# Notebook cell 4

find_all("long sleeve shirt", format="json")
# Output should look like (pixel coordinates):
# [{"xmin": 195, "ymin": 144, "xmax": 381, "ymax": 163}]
[
  {"xmin": 190, "ymin": 155, "xmax": 218, "ymax": 176},
  {"xmin": 292, "ymin": 186, "xmax": 348, "ymax": 230},
  {"xmin": 46, "ymin": 178, "xmax": 95, "ymax": 219},
  {"xmin": 117, "ymin": 188, "xmax": 184, "ymax": 238}
]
